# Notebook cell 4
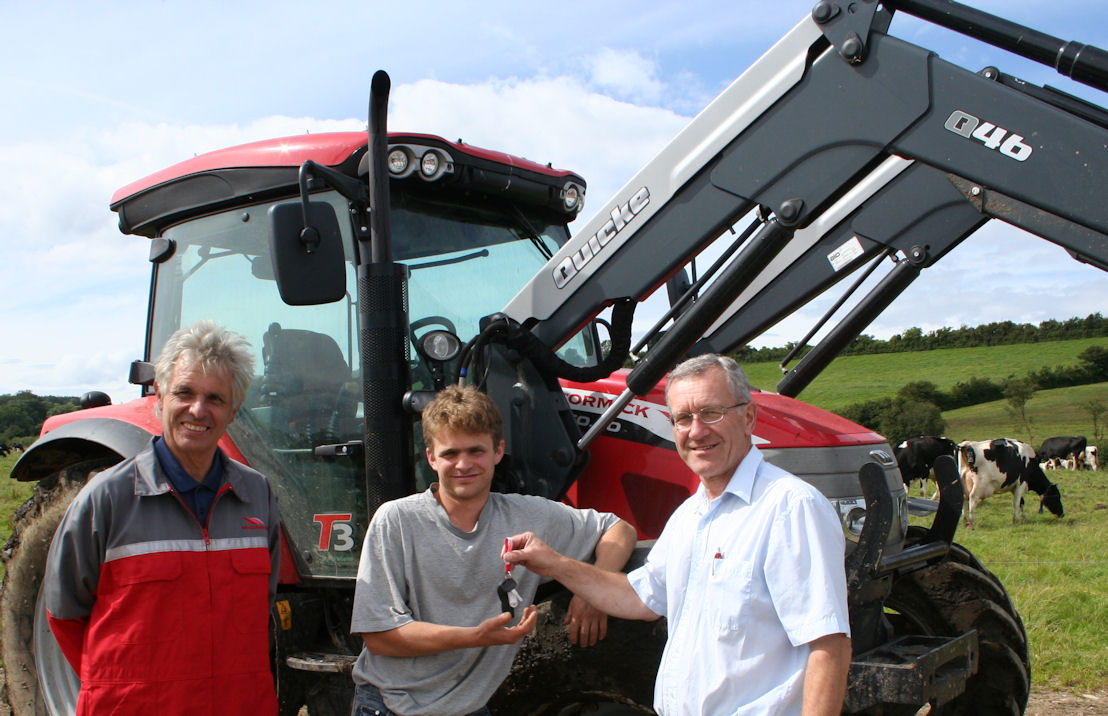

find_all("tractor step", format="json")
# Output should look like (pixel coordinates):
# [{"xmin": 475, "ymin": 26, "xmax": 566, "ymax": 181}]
[
  {"xmin": 845, "ymin": 630, "xmax": 979, "ymax": 712},
  {"xmin": 286, "ymin": 651, "xmax": 358, "ymax": 674}
]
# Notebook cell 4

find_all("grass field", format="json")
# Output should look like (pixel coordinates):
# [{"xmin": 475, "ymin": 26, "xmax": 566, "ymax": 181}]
[
  {"xmin": 741, "ymin": 337, "xmax": 1107, "ymax": 415},
  {"xmin": 945, "ymin": 382, "xmax": 1108, "ymax": 445},
  {"xmin": 0, "ymin": 452, "xmax": 33, "ymax": 583},
  {"xmin": 908, "ymin": 467, "xmax": 1108, "ymax": 692}
]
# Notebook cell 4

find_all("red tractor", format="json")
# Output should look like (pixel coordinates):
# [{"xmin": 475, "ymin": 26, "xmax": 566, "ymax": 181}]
[{"xmin": 7, "ymin": 0, "xmax": 1107, "ymax": 712}]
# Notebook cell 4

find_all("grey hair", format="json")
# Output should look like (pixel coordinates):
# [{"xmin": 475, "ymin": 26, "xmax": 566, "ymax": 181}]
[
  {"xmin": 665, "ymin": 353, "xmax": 752, "ymax": 405},
  {"xmin": 154, "ymin": 320, "xmax": 256, "ymax": 411}
]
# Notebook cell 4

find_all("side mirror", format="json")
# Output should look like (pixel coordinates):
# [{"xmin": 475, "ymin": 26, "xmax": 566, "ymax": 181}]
[
  {"xmin": 129, "ymin": 360, "xmax": 155, "ymax": 386},
  {"xmin": 268, "ymin": 201, "xmax": 346, "ymax": 305}
]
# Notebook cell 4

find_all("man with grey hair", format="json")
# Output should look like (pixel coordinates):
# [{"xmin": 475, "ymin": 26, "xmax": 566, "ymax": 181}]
[
  {"xmin": 44, "ymin": 320, "xmax": 281, "ymax": 716},
  {"xmin": 505, "ymin": 353, "xmax": 851, "ymax": 715}
]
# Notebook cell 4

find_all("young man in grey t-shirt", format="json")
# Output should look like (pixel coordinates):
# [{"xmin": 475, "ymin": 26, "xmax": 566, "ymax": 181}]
[{"xmin": 350, "ymin": 386, "xmax": 636, "ymax": 716}]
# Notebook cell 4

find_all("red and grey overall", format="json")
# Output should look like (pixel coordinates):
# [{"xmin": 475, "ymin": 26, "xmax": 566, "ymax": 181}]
[{"xmin": 43, "ymin": 440, "xmax": 281, "ymax": 716}]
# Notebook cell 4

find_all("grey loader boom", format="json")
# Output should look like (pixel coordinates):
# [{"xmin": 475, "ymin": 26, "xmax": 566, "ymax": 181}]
[{"xmin": 504, "ymin": 0, "xmax": 1107, "ymax": 403}]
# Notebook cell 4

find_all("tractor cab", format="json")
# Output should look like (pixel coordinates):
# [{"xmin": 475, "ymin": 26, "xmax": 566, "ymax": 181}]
[{"xmin": 119, "ymin": 132, "xmax": 594, "ymax": 577}]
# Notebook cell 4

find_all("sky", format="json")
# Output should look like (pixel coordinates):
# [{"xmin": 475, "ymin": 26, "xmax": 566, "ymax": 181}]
[{"xmin": 0, "ymin": 0, "xmax": 1105, "ymax": 404}]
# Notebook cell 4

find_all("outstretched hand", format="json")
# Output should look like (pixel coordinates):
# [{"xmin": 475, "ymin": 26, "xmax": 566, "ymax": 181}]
[{"xmin": 474, "ymin": 606, "xmax": 538, "ymax": 647}]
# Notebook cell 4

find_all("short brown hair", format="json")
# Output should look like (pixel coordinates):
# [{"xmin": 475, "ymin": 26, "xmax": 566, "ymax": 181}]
[{"xmin": 421, "ymin": 385, "xmax": 503, "ymax": 447}]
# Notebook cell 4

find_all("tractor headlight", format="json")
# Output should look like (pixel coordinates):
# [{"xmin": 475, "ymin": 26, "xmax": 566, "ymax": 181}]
[
  {"xmin": 420, "ymin": 151, "xmax": 442, "ymax": 178},
  {"xmin": 562, "ymin": 182, "xmax": 585, "ymax": 213},
  {"xmin": 832, "ymin": 493, "xmax": 909, "ymax": 544},
  {"xmin": 418, "ymin": 330, "xmax": 462, "ymax": 363},
  {"xmin": 374, "ymin": 144, "xmax": 454, "ymax": 182},
  {"xmin": 388, "ymin": 148, "xmax": 411, "ymax": 176},
  {"xmin": 834, "ymin": 498, "xmax": 866, "ymax": 541}
]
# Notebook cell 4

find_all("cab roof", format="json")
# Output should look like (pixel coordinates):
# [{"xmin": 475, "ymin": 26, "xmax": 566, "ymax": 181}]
[{"xmin": 110, "ymin": 132, "xmax": 585, "ymax": 237}]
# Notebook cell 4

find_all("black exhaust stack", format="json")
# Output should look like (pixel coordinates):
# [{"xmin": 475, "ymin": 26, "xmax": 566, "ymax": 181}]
[{"xmin": 361, "ymin": 70, "xmax": 415, "ymax": 511}]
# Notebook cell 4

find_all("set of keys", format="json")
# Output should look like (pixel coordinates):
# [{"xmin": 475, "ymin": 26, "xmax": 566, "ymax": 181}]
[{"xmin": 497, "ymin": 537, "xmax": 522, "ymax": 616}]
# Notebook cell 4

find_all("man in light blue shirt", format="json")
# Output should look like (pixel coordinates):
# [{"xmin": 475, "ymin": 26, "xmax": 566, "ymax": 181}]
[{"xmin": 505, "ymin": 354, "xmax": 852, "ymax": 715}]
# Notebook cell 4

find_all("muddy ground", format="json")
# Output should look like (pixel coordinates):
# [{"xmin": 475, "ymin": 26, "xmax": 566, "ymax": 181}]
[
  {"xmin": 1025, "ymin": 690, "xmax": 1108, "ymax": 716},
  {"xmin": 2, "ymin": 686, "xmax": 1106, "ymax": 714},
  {"xmin": 288, "ymin": 691, "xmax": 1108, "ymax": 715}
]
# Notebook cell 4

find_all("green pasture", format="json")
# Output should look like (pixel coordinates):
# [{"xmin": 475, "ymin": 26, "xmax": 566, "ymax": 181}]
[
  {"xmin": 741, "ymin": 337, "xmax": 1106, "ymax": 415},
  {"xmin": 0, "ymin": 451, "xmax": 33, "ymax": 583},
  {"xmin": 945, "ymin": 382, "xmax": 1108, "ymax": 445},
  {"xmin": 909, "ymin": 467, "xmax": 1108, "ymax": 692}
]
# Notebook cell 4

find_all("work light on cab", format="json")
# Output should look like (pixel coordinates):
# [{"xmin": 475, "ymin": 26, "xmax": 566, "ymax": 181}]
[
  {"xmin": 418, "ymin": 330, "xmax": 461, "ymax": 363},
  {"xmin": 420, "ymin": 150, "xmax": 442, "ymax": 178},
  {"xmin": 561, "ymin": 182, "xmax": 584, "ymax": 213},
  {"xmin": 387, "ymin": 148, "xmax": 410, "ymax": 175}
]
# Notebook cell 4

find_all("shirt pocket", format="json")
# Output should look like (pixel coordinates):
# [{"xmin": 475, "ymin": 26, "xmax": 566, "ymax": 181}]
[
  {"xmin": 97, "ymin": 553, "xmax": 185, "ymax": 647},
  {"xmin": 229, "ymin": 549, "xmax": 273, "ymax": 636},
  {"xmin": 112, "ymin": 553, "xmax": 183, "ymax": 585},
  {"xmin": 708, "ymin": 558, "xmax": 754, "ymax": 637}
]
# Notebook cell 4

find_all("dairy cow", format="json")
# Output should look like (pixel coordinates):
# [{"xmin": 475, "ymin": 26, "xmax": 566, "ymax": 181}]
[
  {"xmin": 895, "ymin": 436, "xmax": 956, "ymax": 493},
  {"xmin": 1086, "ymin": 446, "xmax": 1100, "ymax": 471},
  {"xmin": 1037, "ymin": 436, "xmax": 1087, "ymax": 469},
  {"xmin": 957, "ymin": 438, "xmax": 1064, "ymax": 528}
]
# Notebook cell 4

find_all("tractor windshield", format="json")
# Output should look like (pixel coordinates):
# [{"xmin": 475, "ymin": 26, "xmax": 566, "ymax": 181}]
[
  {"xmin": 146, "ymin": 188, "xmax": 588, "ymax": 578},
  {"xmin": 394, "ymin": 192, "xmax": 566, "ymax": 355}
]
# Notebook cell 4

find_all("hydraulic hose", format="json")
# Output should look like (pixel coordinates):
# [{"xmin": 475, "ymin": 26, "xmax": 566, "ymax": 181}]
[{"xmin": 458, "ymin": 299, "xmax": 635, "ymax": 387}]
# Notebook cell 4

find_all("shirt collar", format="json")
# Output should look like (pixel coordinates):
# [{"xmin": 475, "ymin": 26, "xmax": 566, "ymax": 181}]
[
  {"xmin": 153, "ymin": 435, "xmax": 223, "ymax": 495},
  {"xmin": 695, "ymin": 446, "xmax": 765, "ymax": 511},
  {"xmin": 426, "ymin": 483, "xmax": 491, "ymax": 537}
]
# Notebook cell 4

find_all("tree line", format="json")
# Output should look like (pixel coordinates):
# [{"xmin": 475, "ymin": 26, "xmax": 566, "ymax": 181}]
[
  {"xmin": 0, "ymin": 391, "xmax": 81, "ymax": 444},
  {"xmin": 732, "ymin": 313, "xmax": 1108, "ymax": 363},
  {"xmin": 836, "ymin": 346, "xmax": 1108, "ymax": 445}
]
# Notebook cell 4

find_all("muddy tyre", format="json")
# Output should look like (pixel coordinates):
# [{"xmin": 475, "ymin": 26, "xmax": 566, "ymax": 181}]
[
  {"xmin": 887, "ymin": 532, "xmax": 1029, "ymax": 715},
  {"xmin": 1, "ymin": 461, "xmax": 109, "ymax": 716}
]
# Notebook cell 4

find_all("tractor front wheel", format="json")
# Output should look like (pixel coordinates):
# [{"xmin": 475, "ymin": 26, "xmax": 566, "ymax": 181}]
[
  {"xmin": 1, "ymin": 461, "xmax": 107, "ymax": 716},
  {"xmin": 886, "ymin": 531, "xmax": 1030, "ymax": 714}
]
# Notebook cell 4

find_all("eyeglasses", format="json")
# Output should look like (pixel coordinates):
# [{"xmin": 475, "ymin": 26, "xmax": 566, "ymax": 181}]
[{"xmin": 670, "ymin": 403, "xmax": 748, "ymax": 430}]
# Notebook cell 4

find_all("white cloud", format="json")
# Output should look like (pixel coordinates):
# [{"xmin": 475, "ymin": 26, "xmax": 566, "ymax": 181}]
[
  {"xmin": 388, "ymin": 76, "xmax": 689, "ymax": 218},
  {"xmin": 585, "ymin": 48, "xmax": 666, "ymax": 106},
  {"xmin": 0, "ymin": 115, "xmax": 366, "ymax": 403},
  {"xmin": 747, "ymin": 222, "xmax": 1106, "ymax": 352}
]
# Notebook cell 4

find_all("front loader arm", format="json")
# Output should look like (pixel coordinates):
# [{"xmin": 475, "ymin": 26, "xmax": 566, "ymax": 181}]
[
  {"xmin": 695, "ymin": 158, "xmax": 988, "ymax": 359},
  {"xmin": 503, "ymin": 1, "xmax": 1108, "ymax": 392},
  {"xmin": 500, "ymin": 15, "xmax": 820, "ymax": 345}
]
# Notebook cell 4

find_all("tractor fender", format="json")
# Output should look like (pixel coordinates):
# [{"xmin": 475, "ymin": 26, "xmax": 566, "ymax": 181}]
[{"xmin": 10, "ymin": 418, "xmax": 154, "ymax": 484}]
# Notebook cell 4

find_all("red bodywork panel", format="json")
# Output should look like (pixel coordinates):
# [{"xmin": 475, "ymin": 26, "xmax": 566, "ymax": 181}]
[
  {"xmin": 39, "ymin": 397, "xmax": 246, "ymax": 463},
  {"xmin": 111, "ymin": 132, "xmax": 581, "ymax": 205},
  {"xmin": 561, "ymin": 369, "xmax": 883, "ymax": 539}
]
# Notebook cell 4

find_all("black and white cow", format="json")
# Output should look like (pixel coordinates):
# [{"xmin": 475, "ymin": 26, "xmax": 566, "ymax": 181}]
[
  {"xmin": 895, "ymin": 435, "xmax": 956, "ymax": 494},
  {"xmin": 957, "ymin": 438, "xmax": 1064, "ymax": 528},
  {"xmin": 1037, "ymin": 436, "xmax": 1087, "ymax": 470}
]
